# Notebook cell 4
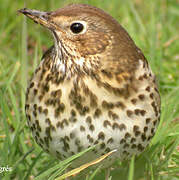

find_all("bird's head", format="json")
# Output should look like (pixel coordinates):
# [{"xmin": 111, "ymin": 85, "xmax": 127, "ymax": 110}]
[{"xmin": 19, "ymin": 4, "xmax": 142, "ymax": 74}]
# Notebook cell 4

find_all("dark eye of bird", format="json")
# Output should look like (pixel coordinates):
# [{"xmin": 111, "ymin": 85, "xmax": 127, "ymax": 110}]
[{"xmin": 70, "ymin": 23, "xmax": 84, "ymax": 34}]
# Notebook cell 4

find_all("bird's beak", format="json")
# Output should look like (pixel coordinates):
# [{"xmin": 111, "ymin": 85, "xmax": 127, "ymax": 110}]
[{"xmin": 18, "ymin": 8, "xmax": 57, "ymax": 31}]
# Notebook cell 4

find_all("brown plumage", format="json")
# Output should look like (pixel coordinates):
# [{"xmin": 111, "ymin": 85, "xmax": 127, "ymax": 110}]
[{"xmin": 19, "ymin": 4, "xmax": 160, "ymax": 169}]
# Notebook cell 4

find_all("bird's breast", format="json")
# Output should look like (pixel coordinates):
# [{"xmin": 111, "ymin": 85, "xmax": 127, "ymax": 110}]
[{"xmin": 25, "ymin": 57, "xmax": 160, "ymax": 166}]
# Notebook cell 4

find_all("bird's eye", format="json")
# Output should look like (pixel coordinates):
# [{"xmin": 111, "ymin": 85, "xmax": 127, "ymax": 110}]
[{"xmin": 70, "ymin": 22, "xmax": 84, "ymax": 34}]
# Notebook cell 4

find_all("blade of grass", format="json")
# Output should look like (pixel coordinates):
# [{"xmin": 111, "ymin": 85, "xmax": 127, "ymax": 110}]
[
  {"xmin": 56, "ymin": 149, "xmax": 117, "ymax": 180},
  {"xmin": 34, "ymin": 145, "xmax": 96, "ymax": 180},
  {"xmin": 127, "ymin": 0, "xmax": 146, "ymax": 35},
  {"xmin": 88, "ymin": 165, "xmax": 102, "ymax": 180},
  {"xmin": 20, "ymin": 15, "xmax": 28, "ymax": 116},
  {"xmin": 128, "ymin": 155, "xmax": 135, "ymax": 180},
  {"xmin": 0, "ymin": 91, "xmax": 11, "ymax": 164},
  {"xmin": 23, "ymin": 151, "xmax": 43, "ymax": 180},
  {"xmin": 150, "ymin": 164, "xmax": 154, "ymax": 180},
  {"xmin": 49, "ymin": 163, "xmax": 71, "ymax": 180}
]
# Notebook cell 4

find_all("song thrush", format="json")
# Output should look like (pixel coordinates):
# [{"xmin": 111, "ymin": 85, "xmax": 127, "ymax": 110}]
[{"xmin": 19, "ymin": 4, "xmax": 161, "ymax": 168}]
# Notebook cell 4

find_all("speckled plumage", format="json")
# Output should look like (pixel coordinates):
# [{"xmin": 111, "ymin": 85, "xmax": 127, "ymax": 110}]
[{"xmin": 19, "ymin": 4, "xmax": 160, "ymax": 168}]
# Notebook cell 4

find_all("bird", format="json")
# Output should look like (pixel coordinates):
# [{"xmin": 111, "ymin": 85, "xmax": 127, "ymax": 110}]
[{"xmin": 19, "ymin": 3, "xmax": 161, "ymax": 169}]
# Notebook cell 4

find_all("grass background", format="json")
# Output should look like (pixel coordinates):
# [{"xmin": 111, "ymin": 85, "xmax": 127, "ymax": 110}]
[{"xmin": 0, "ymin": 0, "xmax": 179, "ymax": 179}]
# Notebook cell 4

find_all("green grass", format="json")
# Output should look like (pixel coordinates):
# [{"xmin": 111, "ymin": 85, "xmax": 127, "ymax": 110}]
[{"xmin": 0, "ymin": 0, "xmax": 179, "ymax": 179}]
